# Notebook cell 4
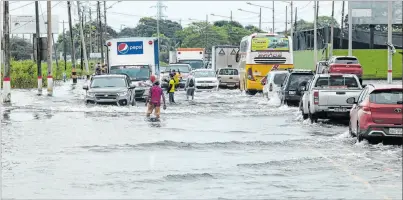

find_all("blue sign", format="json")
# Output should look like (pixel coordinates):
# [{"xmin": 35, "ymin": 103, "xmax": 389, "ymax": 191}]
[{"xmin": 117, "ymin": 41, "xmax": 144, "ymax": 55}]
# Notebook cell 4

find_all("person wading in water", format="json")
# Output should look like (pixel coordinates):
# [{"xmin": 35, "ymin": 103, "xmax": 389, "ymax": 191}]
[{"xmin": 145, "ymin": 80, "xmax": 166, "ymax": 119}]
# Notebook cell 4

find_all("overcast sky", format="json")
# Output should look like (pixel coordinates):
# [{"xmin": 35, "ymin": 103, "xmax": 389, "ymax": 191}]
[{"xmin": 7, "ymin": 1, "xmax": 345, "ymax": 37}]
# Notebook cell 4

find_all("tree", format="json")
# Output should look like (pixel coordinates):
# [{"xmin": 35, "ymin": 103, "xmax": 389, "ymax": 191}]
[
  {"xmin": 244, "ymin": 25, "xmax": 263, "ymax": 33},
  {"xmin": 10, "ymin": 37, "xmax": 33, "ymax": 60},
  {"xmin": 213, "ymin": 20, "xmax": 243, "ymax": 29},
  {"xmin": 118, "ymin": 17, "xmax": 182, "ymax": 39}
]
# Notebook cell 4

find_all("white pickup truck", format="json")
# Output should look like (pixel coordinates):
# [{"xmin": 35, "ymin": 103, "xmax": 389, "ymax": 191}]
[{"xmin": 299, "ymin": 74, "xmax": 364, "ymax": 123}]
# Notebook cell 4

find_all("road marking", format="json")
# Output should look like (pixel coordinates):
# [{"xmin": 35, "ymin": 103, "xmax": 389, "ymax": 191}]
[{"xmin": 307, "ymin": 146, "xmax": 391, "ymax": 200}]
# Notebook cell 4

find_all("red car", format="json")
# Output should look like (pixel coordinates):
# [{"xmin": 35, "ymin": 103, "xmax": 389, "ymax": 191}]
[
  {"xmin": 323, "ymin": 56, "xmax": 363, "ymax": 84},
  {"xmin": 347, "ymin": 84, "xmax": 402, "ymax": 143}
]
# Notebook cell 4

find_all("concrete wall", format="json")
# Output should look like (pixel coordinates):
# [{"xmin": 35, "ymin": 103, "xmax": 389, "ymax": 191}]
[{"xmin": 294, "ymin": 49, "xmax": 403, "ymax": 79}]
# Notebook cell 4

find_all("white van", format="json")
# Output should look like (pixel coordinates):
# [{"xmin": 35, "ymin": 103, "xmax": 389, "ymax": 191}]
[{"xmin": 262, "ymin": 71, "xmax": 289, "ymax": 100}]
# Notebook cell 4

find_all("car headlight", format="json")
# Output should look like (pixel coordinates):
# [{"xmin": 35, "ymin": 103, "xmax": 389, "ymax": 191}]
[
  {"xmin": 86, "ymin": 92, "xmax": 95, "ymax": 97},
  {"xmin": 118, "ymin": 91, "xmax": 128, "ymax": 96}
]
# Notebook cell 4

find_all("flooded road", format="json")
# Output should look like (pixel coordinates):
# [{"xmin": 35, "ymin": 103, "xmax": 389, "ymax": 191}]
[{"xmin": 1, "ymin": 80, "xmax": 402, "ymax": 199}]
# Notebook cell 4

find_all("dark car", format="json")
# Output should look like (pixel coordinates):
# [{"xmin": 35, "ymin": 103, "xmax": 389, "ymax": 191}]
[{"xmin": 278, "ymin": 69, "xmax": 314, "ymax": 106}]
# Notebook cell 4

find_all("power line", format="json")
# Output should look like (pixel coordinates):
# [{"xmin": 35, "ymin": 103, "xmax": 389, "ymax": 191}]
[{"xmin": 10, "ymin": 2, "xmax": 35, "ymax": 11}]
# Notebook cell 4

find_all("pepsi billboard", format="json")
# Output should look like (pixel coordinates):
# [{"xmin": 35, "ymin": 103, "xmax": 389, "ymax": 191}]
[{"xmin": 117, "ymin": 41, "xmax": 144, "ymax": 55}]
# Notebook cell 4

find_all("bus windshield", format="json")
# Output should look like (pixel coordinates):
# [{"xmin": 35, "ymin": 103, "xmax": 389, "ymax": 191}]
[
  {"xmin": 109, "ymin": 65, "xmax": 150, "ymax": 81},
  {"xmin": 251, "ymin": 35, "xmax": 289, "ymax": 52}
]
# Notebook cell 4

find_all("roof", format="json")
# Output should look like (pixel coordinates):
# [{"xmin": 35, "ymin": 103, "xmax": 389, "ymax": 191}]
[
  {"xmin": 289, "ymin": 69, "xmax": 314, "ymax": 73},
  {"xmin": 92, "ymin": 74, "xmax": 127, "ymax": 78},
  {"xmin": 168, "ymin": 64, "xmax": 191, "ymax": 66},
  {"xmin": 332, "ymin": 56, "xmax": 358, "ymax": 59},
  {"xmin": 316, "ymin": 73, "xmax": 358, "ymax": 77},
  {"xmin": 368, "ymin": 84, "xmax": 402, "ymax": 90},
  {"xmin": 269, "ymin": 70, "xmax": 289, "ymax": 74},
  {"xmin": 192, "ymin": 69, "xmax": 214, "ymax": 72}
]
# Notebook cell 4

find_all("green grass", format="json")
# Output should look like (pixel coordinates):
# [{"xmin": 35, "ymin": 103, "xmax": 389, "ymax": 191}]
[{"xmin": 294, "ymin": 49, "xmax": 403, "ymax": 79}]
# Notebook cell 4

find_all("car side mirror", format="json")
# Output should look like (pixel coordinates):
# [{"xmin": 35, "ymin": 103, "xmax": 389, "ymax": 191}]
[
  {"xmin": 83, "ymin": 85, "xmax": 88, "ymax": 90},
  {"xmin": 346, "ymin": 97, "xmax": 356, "ymax": 104},
  {"xmin": 361, "ymin": 84, "xmax": 366, "ymax": 88},
  {"xmin": 300, "ymin": 86, "xmax": 306, "ymax": 91}
]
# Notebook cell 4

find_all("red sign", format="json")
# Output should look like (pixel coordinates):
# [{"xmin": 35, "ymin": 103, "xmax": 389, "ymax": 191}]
[{"xmin": 271, "ymin": 64, "xmax": 280, "ymax": 71}]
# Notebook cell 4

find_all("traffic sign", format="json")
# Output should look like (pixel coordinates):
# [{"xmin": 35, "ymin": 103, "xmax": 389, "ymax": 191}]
[
  {"xmin": 218, "ymin": 49, "xmax": 225, "ymax": 55},
  {"xmin": 230, "ymin": 49, "xmax": 237, "ymax": 55}
]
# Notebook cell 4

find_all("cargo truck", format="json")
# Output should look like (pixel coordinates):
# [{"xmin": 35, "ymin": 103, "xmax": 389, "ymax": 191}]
[
  {"xmin": 170, "ymin": 48, "xmax": 205, "ymax": 70},
  {"xmin": 105, "ymin": 37, "xmax": 160, "ymax": 100},
  {"xmin": 211, "ymin": 45, "xmax": 240, "ymax": 88}
]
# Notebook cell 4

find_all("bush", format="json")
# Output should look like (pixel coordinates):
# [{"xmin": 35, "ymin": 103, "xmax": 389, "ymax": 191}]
[{"xmin": 1, "ymin": 60, "xmax": 96, "ymax": 88}]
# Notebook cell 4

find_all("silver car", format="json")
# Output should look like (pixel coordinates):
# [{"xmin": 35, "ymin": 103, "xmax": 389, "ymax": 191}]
[{"xmin": 83, "ymin": 74, "xmax": 136, "ymax": 106}]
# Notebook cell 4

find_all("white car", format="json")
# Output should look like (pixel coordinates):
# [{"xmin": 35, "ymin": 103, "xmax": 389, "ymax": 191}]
[
  {"xmin": 191, "ymin": 69, "xmax": 219, "ymax": 91},
  {"xmin": 262, "ymin": 70, "xmax": 289, "ymax": 100}
]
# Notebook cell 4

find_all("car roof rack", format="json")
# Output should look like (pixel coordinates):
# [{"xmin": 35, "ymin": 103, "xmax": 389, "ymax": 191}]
[{"xmin": 288, "ymin": 69, "xmax": 314, "ymax": 73}]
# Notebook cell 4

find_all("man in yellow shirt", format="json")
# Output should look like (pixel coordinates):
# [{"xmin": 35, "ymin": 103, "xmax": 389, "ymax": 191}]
[
  {"xmin": 172, "ymin": 70, "xmax": 180, "ymax": 89},
  {"xmin": 167, "ymin": 73, "xmax": 176, "ymax": 103}
]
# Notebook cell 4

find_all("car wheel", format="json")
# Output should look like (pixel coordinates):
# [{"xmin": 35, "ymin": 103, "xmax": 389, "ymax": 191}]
[
  {"xmin": 356, "ymin": 122, "xmax": 363, "ymax": 142},
  {"xmin": 308, "ymin": 107, "xmax": 318, "ymax": 123},
  {"xmin": 349, "ymin": 121, "xmax": 356, "ymax": 137},
  {"xmin": 300, "ymin": 101, "xmax": 308, "ymax": 120}
]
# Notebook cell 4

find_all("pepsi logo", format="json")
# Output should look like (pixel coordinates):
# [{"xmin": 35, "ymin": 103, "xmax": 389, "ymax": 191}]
[{"xmin": 117, "ymin": 43, "xmax": 129, "ymax": 54}]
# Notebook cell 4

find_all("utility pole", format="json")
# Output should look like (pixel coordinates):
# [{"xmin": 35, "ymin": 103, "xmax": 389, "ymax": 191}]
[
  {"xmin": 272, "ymin": 1, "xmax": 275, "ymax": 32},
  {"xmin": 314, "ymin": 1, "xmax": 318, "ymax": 64},
  {"xmin": 63, "ymin": 21, "xmax": 67, "ymax": 71},
  {"xmin": 97, "ymin": 1, "xmax": 104, "ymax": 63},
  {"xmin": 104, "ymin": 1, "xmax": 107, "ymax": 37},
  {"xmin": 205, "ymin": 14, "xmax": 208, "ymax": 51},
  {"xmin": 80, "ymin": 6, "xmax": 84, "ymax": 71},
  {"xmin": 340, "ymin": 1, "xmax": 345, "ymax": 49},
  {"xmin": 330, "ymin": 1, "xmax": 334, "ymax": 57},
  {"xmin": 3, "ymin": 1, "xmax": 11, "ymax": 103},
  {"xmin": 285, "ymin": 6, "xmax": 288, "ymax": 35},
  {"xmin": 258, "ymin": 7, "xmax": 261, "ymax": 30},
  {"xmin": 294, "ymin": 7, "xmax": 298, "ymax": 32},
  {"xmin": 348, "ymin": 1, "xmax": 352, "ymax": 56},
  {"xmin": 387, "ymin": 1, "xmax": 392, "ymax": 84},
  {"xmin": 290, "ymin": 1, "xmax": 293, "ymax": 47},
  {"xmin": 46, "ymin": 1, "xmax": 53, "ymax": 96},
  {"xmin": 96, "ymin": 4, "xmax": 99, "ymax": 53},
  {"xmin": 0, "ymin": 0, "xmax": 3, "ymax": 82},
  {"xmin": 35, "ymin": 1, "xmax": 42, "ymax": 95},
  {"xmin": 316, "ymin": 2, "xmax": 319, "ymax": 23},
  {"xmin": 67, "ymin": 1, "xmax": 77, "ymax": 84},
  {"xmin": 89, "ymin": 7, "xmax": 92, "ymax": 55},
  {"xmin": 77, "ymin": 1, "xmax": 90, "ymax": 79}
]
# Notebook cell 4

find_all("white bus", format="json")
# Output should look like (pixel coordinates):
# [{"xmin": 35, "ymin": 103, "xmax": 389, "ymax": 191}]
[{"xmin": 236, "ymin": 33, "xmax": 294, "ymax": 95}]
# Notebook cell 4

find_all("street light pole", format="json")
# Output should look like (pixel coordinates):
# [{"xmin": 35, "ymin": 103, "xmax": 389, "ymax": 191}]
[
  {"xmin": 259, "ymin": 7, "xmax": 261, "ymax": 30},
  {"xmin": 314, "ymin": 1, "xmax": 318, "ymax": 64},
  {"xmin": 387, "ymin": 1, "xmax": 392, "ymax": 84}
]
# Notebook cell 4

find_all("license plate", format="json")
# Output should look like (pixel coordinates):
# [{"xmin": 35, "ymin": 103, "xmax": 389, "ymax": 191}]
[
  {"xmin": 227, "ymin": 84, "xmax": 235, "ymax": 87},
  {"xmin": 201, "ymin": 84, "xmax": 208, "ymax": 87},
  {"xmin": 289, "ymin": 91, "xmax": 296, "ymax": 95},
  {"xmin": 253, "ymin": 72, "xmax": 261, "ymax": 76},
  {"xmin": 389, "ymin": 128, "xmax": 402, "ymax": 135},
  {"xmin": 334, "ymin": 107, "xmax": 347, "ymax": 112}
]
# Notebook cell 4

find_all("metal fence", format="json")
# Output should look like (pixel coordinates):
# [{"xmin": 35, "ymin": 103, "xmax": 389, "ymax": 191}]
[{"xmin": 292, "ymin": 27, "xmax": 403, "ymax": 51}]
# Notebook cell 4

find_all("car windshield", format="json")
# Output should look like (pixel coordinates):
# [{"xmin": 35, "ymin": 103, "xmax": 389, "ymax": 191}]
[
  {"xmin": 165, "ymin": 65, "xmax": 191, "ymax": 73},
  {"xmin": 288, "ymin": 74, "xmax": 313, "ymax": 90},
  {"xmin": 219, "ymin": 69, "xmax": 238, "ymax": 75},
  {"xmin": 315, "ymin": 76, "xmax": 359, "ymax": 88},
  {"xmin": 90, "ymin": 77, "xmax": 127, "ymax": 88},
  {"xmin": 273, "ymin": 73, "xmax": 288, "ymax": 86},
  {"xmin": 193, "ymin": 71, "xmax": 215, "ymax": 78},
  {"xmin": 109, "ymin": 65, "xmax": 150, "ymax": 81},
  {"xmin": 334, "ymin": 57, "xmax": 359, "ymax": 64},
  {"xmin": 178, "ymin": 60, "xmax": 204, "ymax": 70},
  {"xmin": 370, "ymin": 89, "xmax": 403, "ymax": 104}
]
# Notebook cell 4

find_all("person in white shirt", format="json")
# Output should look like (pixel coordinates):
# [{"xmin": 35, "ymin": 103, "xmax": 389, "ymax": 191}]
[{"xmin": 185, "ymin": 74, "xmax": 196, "ymax": 100}]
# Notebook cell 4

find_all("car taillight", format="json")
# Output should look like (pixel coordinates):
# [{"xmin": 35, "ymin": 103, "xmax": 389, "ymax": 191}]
[
  {"xmin": 362, "ymin": 106, "xmax": 371, "ymax": 114},
  {"xmin": 269, "ymin": 83, "xmax": 273, "ymax": 91},
  {"xmin": 313, "ymin": 91, "xmax": 319, "ymax": 105},
  {"xmin": 247, "ymin": 68, "xmax": 255, "ymax": 81}
]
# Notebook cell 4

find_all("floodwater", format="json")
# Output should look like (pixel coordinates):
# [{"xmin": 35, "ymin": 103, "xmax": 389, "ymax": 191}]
[{"xmin": 1, "ymin": 79, "xmax": 402, "ymax": 199}]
